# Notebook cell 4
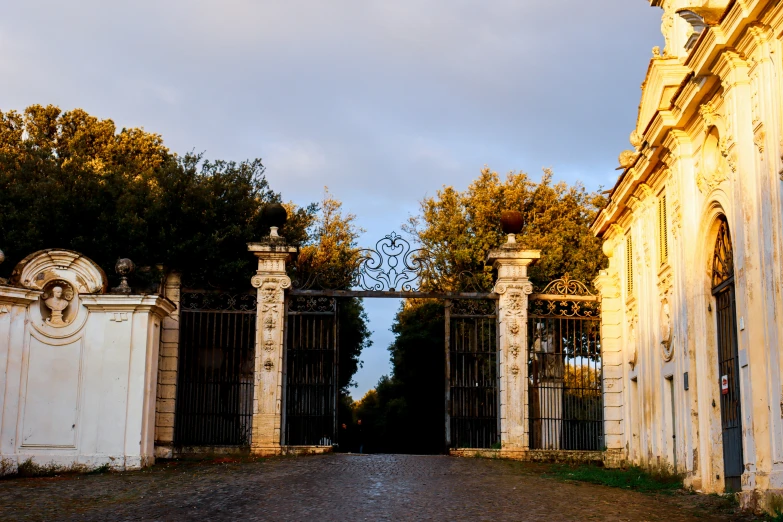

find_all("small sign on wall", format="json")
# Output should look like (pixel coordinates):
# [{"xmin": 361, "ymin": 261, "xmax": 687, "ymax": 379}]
[{"xmin": 721, "ymin": 375, "xmax": 729, "ymax": 395}]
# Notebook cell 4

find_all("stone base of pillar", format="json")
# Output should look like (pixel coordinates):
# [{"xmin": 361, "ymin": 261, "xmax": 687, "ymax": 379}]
[{"xmin": 251, "ymin": 445, "xmax": 333, "ymax": 457}]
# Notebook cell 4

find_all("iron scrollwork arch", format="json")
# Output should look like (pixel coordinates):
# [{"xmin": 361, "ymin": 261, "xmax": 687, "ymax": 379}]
[{"xmin": 353, "ymin": 232, "xmax": 430, "ymax": 292}]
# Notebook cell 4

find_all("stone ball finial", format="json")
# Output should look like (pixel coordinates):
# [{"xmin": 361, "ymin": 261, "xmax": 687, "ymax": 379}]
[
  {"xmin": 263, "ymin": 203, "xmax": 288, "ymax": 228},
  {"xmin": 0, "ymin": 248, "xmax": 5, "ymax": 266},
  {"xmin": 262, "ymin": 203, "xmax": 288, "ymax": 238},
  {"xmin": 112, "ymin": 258, "xmax": 135, "ymax": 294}
]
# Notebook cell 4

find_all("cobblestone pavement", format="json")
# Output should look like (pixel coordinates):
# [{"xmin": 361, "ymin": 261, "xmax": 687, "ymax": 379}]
[{"xmin": 0, "ymin": 454, "xmax": 761, "ymax": 521}]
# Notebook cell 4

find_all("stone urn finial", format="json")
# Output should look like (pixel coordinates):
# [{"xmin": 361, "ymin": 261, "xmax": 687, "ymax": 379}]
[
  {"xmin": 112, "ymin": 258, "xmax": 135, "ymax": 294},
  {"xmin": 500, "ymin": 210, "xmax": 524, "ymax": 244},
  {"xmin": 262, "ymin": 203, "xmax": 288, "ymax": 238}
]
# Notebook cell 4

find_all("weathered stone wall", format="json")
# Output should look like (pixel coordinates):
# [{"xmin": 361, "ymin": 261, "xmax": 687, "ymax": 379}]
[
  {"xmin": 592, "ymin": 0, "xmax": 783, "ymax": 511},
  {"xmin": 0, "ymin": 250, "xmax": 174, "ymax": 474}
]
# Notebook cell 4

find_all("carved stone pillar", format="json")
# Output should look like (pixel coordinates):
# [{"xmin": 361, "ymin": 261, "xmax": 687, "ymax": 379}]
[
  {"xmin": 247, "ymin": 242, "xmax": 296, "ymax": 455},
  {"xmin": 487, "ymin": 243, "xmax": 540, "ymax": 451}
]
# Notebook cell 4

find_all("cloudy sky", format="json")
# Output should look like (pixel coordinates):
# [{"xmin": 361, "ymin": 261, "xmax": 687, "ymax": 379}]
[{"xmin": 2, "ymin": 1, "xmax": 662, "ymax": 397}]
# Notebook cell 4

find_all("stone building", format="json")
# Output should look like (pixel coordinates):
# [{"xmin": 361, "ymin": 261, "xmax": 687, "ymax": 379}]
[{"xmin": 592, "ymin": 0, "xmax": 783, "ymax": 509}]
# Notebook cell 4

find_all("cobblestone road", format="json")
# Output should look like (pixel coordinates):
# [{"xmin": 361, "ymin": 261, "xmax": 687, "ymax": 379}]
[{"xmin": 0, "ymin": 454, "xmax": 759, "ymax": 521}]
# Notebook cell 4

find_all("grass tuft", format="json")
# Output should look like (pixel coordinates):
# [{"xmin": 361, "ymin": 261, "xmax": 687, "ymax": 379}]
[{"xmin": 546, "ymin": 464, "xmax": 683, "ymax": 494}]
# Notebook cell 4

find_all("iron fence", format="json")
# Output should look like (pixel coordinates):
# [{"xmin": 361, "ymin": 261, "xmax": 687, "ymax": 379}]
[
  {"xmin": 284, "ymin": 296, "xmax": 338, "ymax": 446},
  {"xmin": 449, "ymin": 299, "xmax": 498, "ymax": 449},
  {"xmin": 527, "ymin": 277, "xmax": 602, "ymax": 451},
  {"xmin": 175, "ymin": 291, "xmax": 256, "ymax": 447}
]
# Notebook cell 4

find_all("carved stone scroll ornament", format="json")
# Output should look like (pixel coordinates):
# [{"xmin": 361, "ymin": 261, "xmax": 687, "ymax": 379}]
[
  {"xmin": 660, "ymin": 298, "xmax": 674, "ymax": 361},
  {"xmin": 263, "ymin": 313, "xmax": 277, "ymax": 351},
  {"xmin": 43, "ymin": 282, "xmax": 74, "ymax": 327}
]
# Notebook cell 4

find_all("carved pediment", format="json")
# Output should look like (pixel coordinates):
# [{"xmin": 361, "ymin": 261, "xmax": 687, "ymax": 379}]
[{"xmin": 636, "ymin": 58, "xmax": 691, "ymax": 139}]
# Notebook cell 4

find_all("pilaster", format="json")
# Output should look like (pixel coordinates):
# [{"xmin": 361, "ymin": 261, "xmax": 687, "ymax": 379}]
[
  {"xmin": 155, "ymin": 272, "xmax": 181, "ymax": 457},
  {"xmin": 247, "ymin": 241, "xmax": 296, "ymax": 455},
  {"xmin": 487, "ymin": 243, "xmax": 540, "ymax": 450},
  {"xmin": 594, "ymin": 264, "xmax": 624, "ymax": 460}
]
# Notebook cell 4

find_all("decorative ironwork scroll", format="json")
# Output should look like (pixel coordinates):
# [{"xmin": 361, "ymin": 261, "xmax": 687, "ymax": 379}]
[
  {"xmin": 181, "ymin": 291, "xmax": 257, "ymax": 311},
  {"xmin": 290, "ymin": 231, "xmax": 495, "ymax": 296},
  {"xmin": 536, "ymin": 274, "xmax": 596, "ymax": 297},
  {"xmin": 451, "ymin": 298, "xmax": 496, "ymax": 317},
  {"xmin": 353, "ymin": 232, "xmax": 430, "ymax": 291},
  {"xmin": 712, "ymin": 217, "xmax": 734, "ymax": 289},
  {"xmin": 288, "ymin": 296, "xmax": 337, "ymax": 314}
]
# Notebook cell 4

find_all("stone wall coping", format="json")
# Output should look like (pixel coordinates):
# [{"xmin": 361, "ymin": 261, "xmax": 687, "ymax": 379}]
[{"xmin": 80, "ymin": 294, "xmax": 176, "ymax": 317}]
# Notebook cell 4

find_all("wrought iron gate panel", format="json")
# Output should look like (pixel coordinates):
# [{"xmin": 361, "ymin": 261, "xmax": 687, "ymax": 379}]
[
  {"xmin": 175, "ymin": 291, "xmax": 256, "ymax": 447},
  {"xmin": 449, "ymin": 299, "xmax": 498, "ymax": 449},
  {"xmin": 712, "ymin": 217, "xmax": 743, "ymax": 492},
  {"xmin": 284, "ymin": 297, "xmax": 338, "ymax": 446},
  {"xmin": 528, "ymin": 277, "xmax": 602, "ymax": 451}
]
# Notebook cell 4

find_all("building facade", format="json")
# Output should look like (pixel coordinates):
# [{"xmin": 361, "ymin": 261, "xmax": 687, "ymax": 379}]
[{"xmin": 592, "ymin": 0, "xmax": 783, "ymax": 509}]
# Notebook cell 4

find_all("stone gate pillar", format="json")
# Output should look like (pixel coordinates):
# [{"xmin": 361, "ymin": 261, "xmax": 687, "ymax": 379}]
[
  {"xmin": 248, "ymin": 237, "xmax": 296, "ymax": 456},
  {"xmin": 487, "ymin": 241, "xmax": 540, "ymax": 451}
]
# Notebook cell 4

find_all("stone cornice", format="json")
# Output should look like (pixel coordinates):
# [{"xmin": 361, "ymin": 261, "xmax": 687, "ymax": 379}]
[
  {"xmin": 0, "ymin": 285, "xmax": 43, "ymax": 306},
  {"xmin": 592, "ymin": 0, "xmax": 772, "ymax": 238},
  {"xmin": 80, "ymin": 294, "xmax": 176, "ymax": 318}
]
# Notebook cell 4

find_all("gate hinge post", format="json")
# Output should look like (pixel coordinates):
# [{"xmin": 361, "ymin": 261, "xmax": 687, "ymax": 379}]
[
  {"xmin": 248, "ymin": 240, "xmax": 298, "ymax": 456},
  {"xmin": 487, "ymin": 242, "xmax": 540, "ymax": 452}
]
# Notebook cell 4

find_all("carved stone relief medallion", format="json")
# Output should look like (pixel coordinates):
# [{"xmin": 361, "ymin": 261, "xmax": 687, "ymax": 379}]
[
  {"xmin": 660, "ymin": 298, "xmax": 673, "ymax": 361},
  {"xmin": 42, "ymin": 280, "xmax": 75, "ymax": 327}
]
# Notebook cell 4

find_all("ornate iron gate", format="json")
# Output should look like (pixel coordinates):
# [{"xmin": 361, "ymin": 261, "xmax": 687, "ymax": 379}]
[
  {"xmin": 175, "ymin": 291, "xmax": 256, "ymax": 447},
  {"xmin": 712, "ymin": 217, "xmax": 743, "ymax": 492},
  {"xmin": 448, "ymin": 299, "xmax": 498, "ymax": 449},
  {"xmin": 528, "ymin": 277, "xmax": 602, "ymax": 450},
  {"xmin": 283, "ymin": 296, "xmax": 339, "ymax": 446}
]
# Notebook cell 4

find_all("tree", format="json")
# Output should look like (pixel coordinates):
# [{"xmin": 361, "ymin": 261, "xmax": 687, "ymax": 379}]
[
  {"xmin": 0, "ymin": 105, "xmax": 315, "ymax": 287},
  {"xmin": 405, "ymin": 167, "xmax": 607, "ymax": 290}
]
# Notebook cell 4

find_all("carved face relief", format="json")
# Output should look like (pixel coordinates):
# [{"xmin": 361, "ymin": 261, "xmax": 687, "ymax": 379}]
[
  {"xmin": 261, "ymin": 281, "xmax": 280, "ymax": 303},
  {"xmin": 507, "ymin": 291, "xmax": 524, "ymax": 313}
]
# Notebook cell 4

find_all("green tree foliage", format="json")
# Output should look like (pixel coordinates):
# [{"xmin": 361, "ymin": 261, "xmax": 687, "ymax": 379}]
[
  {"xmin": 406, "ymin": 167, "xmax": 607, "ymax": 290},
  {"xmin": 0, "ymin": 104, "xmax": 313, "ymax": 287},
  {"xmin": 290, "ymin": 188, "xmax": 372, "ymax": 395},
  {"xmin": 350, "ymin": 301, "xmax": 445, "ymax": 454}
]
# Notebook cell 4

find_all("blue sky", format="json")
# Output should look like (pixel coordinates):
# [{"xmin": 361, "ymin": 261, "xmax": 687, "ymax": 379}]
[{"xmin": 1, "ymin": 1, "xmax": 663, "ymax": 398}]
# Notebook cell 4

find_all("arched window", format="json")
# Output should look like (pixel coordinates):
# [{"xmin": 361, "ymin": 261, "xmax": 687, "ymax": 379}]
[{"xmin": 712, "ymin": 217, "xmax": 734, "ymax": 291}]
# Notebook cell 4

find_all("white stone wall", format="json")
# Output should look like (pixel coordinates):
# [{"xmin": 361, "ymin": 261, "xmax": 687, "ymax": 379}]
[
  {"xmin": 0, "ymin": 250, "xmax": 174, "ymax": 474},
  {"xmin": 592, "ymin": 0, "xmax": 783, "ymax": 505}
]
